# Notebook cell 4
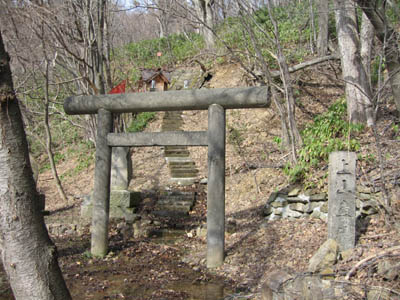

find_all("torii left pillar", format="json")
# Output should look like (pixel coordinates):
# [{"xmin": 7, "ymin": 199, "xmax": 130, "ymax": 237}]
[{"xmin": 91, "ymin": 109, "xmax": 113, "ymax": 256}]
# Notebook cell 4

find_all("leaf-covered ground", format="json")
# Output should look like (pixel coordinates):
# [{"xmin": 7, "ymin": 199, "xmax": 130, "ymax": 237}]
[{"xmin": 1, "ymin": 62, "xmax": 400, "ymax": 299}]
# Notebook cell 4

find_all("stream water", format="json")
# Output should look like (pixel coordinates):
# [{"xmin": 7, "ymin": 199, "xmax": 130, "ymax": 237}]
[
  {"xmin": 147, "ymin": 229, "xmax": 229, "ymax": 300},
  {"xmin": 0, "ymin": 229, "xmax": 229, "ymax": 300},
  {"xmin": 168, "ymin": 282, "xmax": 226, "ymax": 300}
]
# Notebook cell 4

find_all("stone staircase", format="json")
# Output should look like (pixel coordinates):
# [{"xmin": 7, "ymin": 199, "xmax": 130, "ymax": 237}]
[
  {"xmin": 148, "ymin": 109, "xmax": 200, "ymax": 215},
  {"xmin": 154, "ymin": 190, "xmax": 196, "ymax": 215},
  {"xmin": 161, "ymin": 111, "xmax": 199, "ymax": 186}
]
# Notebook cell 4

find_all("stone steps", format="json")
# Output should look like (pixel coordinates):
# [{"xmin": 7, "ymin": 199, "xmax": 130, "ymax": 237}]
[
  {"xmin": 162, "ymin": 118, "xmax": 183, "ymax": 122},
  {"xmin": 162, "ymin": 125, "xmax": 184, "ymax": 131},
  {"xmin": 164, "ymin": 145, "xmax": 187, "ymax": 150},
  {"xmin": 156, "ymin": 204, "xmax": 192, "ymax": 212},
  {"xmin": 164, "ymin": 147, "xmax": 189, "ymax": 151},
  {"xmin": 165, "ymin": 157, "xmax": 193, "ymax": 163},
  {"xmin": 164, "ymin": 152, "xmax": 191, "ymax": 158},
  {"xmin": 157, "ymin": 199, "xmax": 193, "ymax": 206},
  {"xmin": 169, "ymin": 161, "xmax": 196, "ymax": 167},
  {"xmin": 161, "ymin": 110, "xmax": 199, "ymax": 186},
  {"xmin": 154, "ymin": 191, "xmax": 196, "ymax": 214},
  {"xmin": 160, "ymin": 191, "xmax": 195, "ymax": 200},
  {"xmin": 169, "ymin": 170, "xmax": 199, "ymax": 178}
]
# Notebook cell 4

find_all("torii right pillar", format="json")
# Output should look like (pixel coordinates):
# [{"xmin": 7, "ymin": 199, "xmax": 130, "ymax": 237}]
[{"xmin": 207, "ymin": 104, "xmax": 225, "ymax": 268}]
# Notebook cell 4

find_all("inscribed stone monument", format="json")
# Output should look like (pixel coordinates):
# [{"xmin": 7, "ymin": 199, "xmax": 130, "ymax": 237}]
[{"xmin": 328, "ymin": 151, "xmax": 356, "ymax": 251}]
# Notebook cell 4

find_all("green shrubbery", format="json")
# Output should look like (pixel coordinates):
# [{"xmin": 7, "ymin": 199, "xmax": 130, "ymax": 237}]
[
  {"xmin": 113, "ymin": 1, "xmax": 314, "ymax": 78},
  {"xmin": 254, "ymin": 2, "xmax": 312, "ymax": 45},
  {"xmin": 120, "ymin": 33, "xmax": 204, "ymax": 70},
  {"xmin": 127, "ymin": 112, "xmax": 156, "ymax": 133},
  {"xmin": 285, "ymin": 99, "xmax": 363, "ymax": 185},
  {"xmin": 217, "ymin": 1, "xmax": 312, "ymax": 68}
]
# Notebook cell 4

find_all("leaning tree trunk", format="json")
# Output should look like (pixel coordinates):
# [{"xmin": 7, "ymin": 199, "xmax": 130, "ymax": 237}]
[
  {"xmin": 0, "ymin": 32, "xmax": 71, "ymax": 300},
  {"xmin": 334, "ymin": 0, "xmax": 374, "ymax": 126},
  {"xmin": 239, "ymin": 11, "xmax": 292, "ymax": 150},
  {"xmin": 354, "ymin": 0, "xmax": 400, "ymax": 114},
  {"xmin": 44, "ymin": 61, "xmax": 68, "ymax": 203}
]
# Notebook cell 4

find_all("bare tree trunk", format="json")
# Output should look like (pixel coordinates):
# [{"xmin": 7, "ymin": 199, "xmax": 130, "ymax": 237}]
[
  {"xmin": 266, "ymin": 1, "xmax": 302, "ymax": 160},
  {"xmin": 316, "ymin": 0, "xmax": 329, "ymax": 56},
  {"xmin": 235, "ymin": 0, "xmax": 302, "ymax": 158},
  {"xmin": 239, "ymin": 10, "xmax": 292, "ymax": 148},
  {"xmin": 309, "ymin": 0, "xmax": 317, "ymax": 54},
  {"xmin": 43, "ymin": 61, "xmax": 68, "ymax": 203},
  {"xmin": 96, "ymin": 0, "xmax": 106, "ymax": 95},
  {"xmin": 354, "ymin": 0, "xmax": 400, "ymax": 114},
  {"xmin": 334, "ymin": 0, "xmax": 374, "ymax": 125},
  {"xmin": 104, "ymin": 1, "xmax": 113, "ymax": 90},
  {"xmin": 204, "ymin": 0, "xmax": 215, "ymax": 48},
  {"xmin": 0, "ymin": 31, "xmax": 71, "ymax": 300},
  {"xmin": 193, "ymin": 0, "xmax": 215, "ymax": 49},
  {"xmin": 274, "ymin": 95, "xmax": 291, "ymax": 148},
  {"xmin": 156, "ymin": 17, "xmax": 166, "ymax": 38},
  {"xmin": 360, "ymin": 12, "xmax": 375, "ymax": 86},
  {"xmin": 35, "ymin": 8, "xmax": 69, "ymax": 204}
]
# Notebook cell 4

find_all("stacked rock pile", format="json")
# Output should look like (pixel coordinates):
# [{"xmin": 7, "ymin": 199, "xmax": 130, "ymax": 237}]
[
  {"xmin": 264, "ymin": 186, "xmax": 380, "ymax": 222},
  {"xmin": 262, "ymin": 239, "xmax": 398, "ymax": 300}
]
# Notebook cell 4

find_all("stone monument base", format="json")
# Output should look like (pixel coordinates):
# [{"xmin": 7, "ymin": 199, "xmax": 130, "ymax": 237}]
[{"xmin": 81, "ymin": 191, "xmax": 141, "ymax": 222}]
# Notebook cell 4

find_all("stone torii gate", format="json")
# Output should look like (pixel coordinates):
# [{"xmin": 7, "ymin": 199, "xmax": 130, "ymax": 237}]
[{"xmin": 64, "ymin": 86, "xmax": 270, "ymax": 268}]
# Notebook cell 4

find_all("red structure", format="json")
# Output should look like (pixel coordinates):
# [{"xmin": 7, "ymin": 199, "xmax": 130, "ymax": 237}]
[
  {"xmin": 137, "ymin": 68, "xmax": 171, "ymax": 92},
  {"xmin": 109, "ymin": 68, "xmax": 170, "ymax": 94},
  {"xmin": 108, "ymin": 80, "xmax": 127, "ymax": 94}
]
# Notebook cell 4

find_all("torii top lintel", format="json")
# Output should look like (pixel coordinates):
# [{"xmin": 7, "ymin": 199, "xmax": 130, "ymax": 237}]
[{"xmin": 64, "ymin": 86, "xmax": 270, "ymax": 115}]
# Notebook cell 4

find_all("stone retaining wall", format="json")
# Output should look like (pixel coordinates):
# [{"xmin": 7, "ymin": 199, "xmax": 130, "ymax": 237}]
[
  {"xmin": 263, "ymin": 186, "xmax": 381, "ymax": 222},
  {"xmin": 46, "ymin": 223, "xmax": 80, "ymax": 236}
]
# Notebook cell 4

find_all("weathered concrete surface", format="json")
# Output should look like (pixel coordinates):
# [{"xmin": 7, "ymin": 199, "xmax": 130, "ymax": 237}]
[
  {"xmin": 110, "ymin": 147, "xmax": 132, "ymax": 190},
  {"xmin": 108, "ymin": 131, "xmax": 208, "ymax": 147},
  {"xmin": 81, "ymin": 191, "xmax": 141, "ymax": 221},
  {"xmin": 207, "ymin": 104, "xmax": 226, "ymax": 268},
  {"xmin": 91, "ymin": 109, "xmax": 113, "ymax": 257},
  {"xmin": 328, "ymin": 151, "xmax": 357, "ymax": 251},
  {"xmin": 110, "ymin": 190, "xmax": 141, "ymax": 208},
  {"xmin": 64, "ymin": 86, "xmax": 270, "ymax": 114}
]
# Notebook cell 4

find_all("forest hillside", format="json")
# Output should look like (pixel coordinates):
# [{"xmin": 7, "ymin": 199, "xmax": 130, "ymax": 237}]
[{"xmin": 0, "ymin": 1, "xmax": 400, "ymax": 299}]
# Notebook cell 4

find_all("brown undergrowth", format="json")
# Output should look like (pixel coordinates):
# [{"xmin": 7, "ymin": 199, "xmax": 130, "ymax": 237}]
[{"xmin": 1, "ymin": 62, "xmax": 399, "ymax": 299}]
